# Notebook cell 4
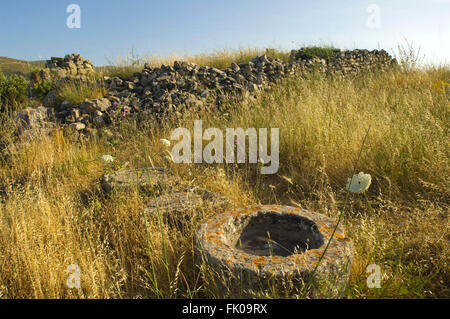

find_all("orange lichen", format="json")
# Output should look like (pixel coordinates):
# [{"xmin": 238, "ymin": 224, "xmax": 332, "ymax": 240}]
[
  {"xmin": 199, "ymin": 205, "xmax": 351, "ymax": 282},
  {"xmin": 288, "ymin": 255, "xmax": 307, "ymax": 265},
  {"xmin": 309, "ymin": 249, "xmax": 324, "ymax": 258},
  {"xmin": 252, "ymin": 256, "xmax": 269, "ymax": 267},
  {"xmin": 319, "ymin": 223, "xmax": 345, "ymax": 239},
  {"xmin": 271, "ymin": 256, "xmax": 284, "ymax": 264}
]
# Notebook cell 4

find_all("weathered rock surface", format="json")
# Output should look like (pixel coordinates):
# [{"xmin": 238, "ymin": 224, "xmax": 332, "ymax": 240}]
[
  {"xmin": 101, "ymin": 167, "xmax": 171, "ymax": 193},
  {"xmin": 38, "ymin": 53, "xmax": 95, "ymax": 81},
  {"xmin": 15, "ymin": 106, "xmax": 56, "ymax": 136},
  {"xmin": 145, "ymin": 186, "xmax": 231, "ymax": 227},
  {"xmin": 195, "ymin": 205, "xmax": 353, "ymax": 298},
  {"xmin": 79, "ymin": 98, "xmax": 111, "ymax": 114}
]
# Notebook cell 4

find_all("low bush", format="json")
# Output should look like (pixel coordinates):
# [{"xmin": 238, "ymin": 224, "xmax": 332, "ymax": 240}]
[
  {"xmin": 0, "ymin": 71, "xmax": 29, "ymax": 112},
  {"xmin": 298, "ymin": 46, "xmax": 337, "ymax": 61},
  {"xmin": 30, "ymin": 79, "xmax": 55, "ymax": 100}
]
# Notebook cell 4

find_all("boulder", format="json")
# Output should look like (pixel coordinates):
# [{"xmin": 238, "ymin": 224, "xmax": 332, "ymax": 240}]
[
  {"xmin": 42, "ymin": 90, "xmax": 59, "ymax": 108},
  {"xmin": 80, "ymin": 98, "xmax": 111, "ymax": 114},
  {"xmin": 68, "ymin": 122, "xmax": 86, "ymax": 131},
  {"xmin": 15, "ymin": 106, "xmax": 56, "ymax": 137}
]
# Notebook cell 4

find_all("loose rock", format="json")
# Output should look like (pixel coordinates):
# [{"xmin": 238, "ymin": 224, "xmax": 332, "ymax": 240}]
[
  {"xmin": 101, "ymin": 167, "xmax": 172, "ymax": 194},
  {"xmin": 145, "ymin": 186, "xmax": 231, "ymax": 228}
]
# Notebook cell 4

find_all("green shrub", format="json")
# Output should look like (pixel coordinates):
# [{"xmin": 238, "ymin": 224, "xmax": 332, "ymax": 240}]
[
  {"xmin": 298, "ymin": 46, "xmax": 337, "ymax": 61},
  {"xmin": 0, "ymin": 71, "xmax": 29, "ymax": 112},
  {"xmin": 31, "ymin": 80, "xmax": 55, "ymax": 99}
]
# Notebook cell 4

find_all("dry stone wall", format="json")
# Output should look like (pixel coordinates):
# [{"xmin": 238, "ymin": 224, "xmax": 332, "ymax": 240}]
[
  {"xmin": 289, "ymin": 48, "xmax": 397, "ymax": 75},
  {"xmin": 38, "ymin": 53, "xmax": 95, "ymax": 81},
  {"xmin": 18, "ymin": 48, "xmax": 397, "ymax": 137}
]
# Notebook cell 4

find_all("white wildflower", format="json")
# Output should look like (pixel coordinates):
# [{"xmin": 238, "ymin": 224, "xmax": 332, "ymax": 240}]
[
  {"xmin": 160, "ymin": 139, "xmax": 171, "ymax": 147},
  {"xmin": 346, "ymin": 172, "xmax": 372, "ymax": 194},
  {"xmin": 100, "ymin": 154, "xmax": 114, "ymax": 164}
]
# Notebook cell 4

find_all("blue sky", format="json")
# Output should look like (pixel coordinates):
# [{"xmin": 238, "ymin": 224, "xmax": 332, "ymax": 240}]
[{"xmin": 0, "ymin": 0, "xmax": 448, "ymax": 65}]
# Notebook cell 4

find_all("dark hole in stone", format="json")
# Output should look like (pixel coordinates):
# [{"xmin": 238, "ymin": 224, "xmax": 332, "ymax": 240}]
[{"xmin": 234, "ymin": 212, "xmax": 325, "ymax": 257}]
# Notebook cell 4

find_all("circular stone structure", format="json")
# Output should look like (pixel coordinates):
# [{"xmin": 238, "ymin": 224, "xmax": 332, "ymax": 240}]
[
  {"xmin": 101, "ymin": 167, "xmax": 174, "ymax": 193},
  {"xmin": 195, "ymin": 205, "xmax": 353, "ymax": 297}
]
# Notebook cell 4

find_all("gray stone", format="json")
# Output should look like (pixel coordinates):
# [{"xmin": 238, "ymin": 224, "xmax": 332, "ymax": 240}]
[
  {"xmin": 145, "ymin": 186, "xmax": 231, "ymax": 227},
  {"xmin": 79, "ymin": 98, "xmax": 111, "ymax": 114},
  {"xmin": 93, "ymin": 116, "xmax": 106, "ymax": 127},
  {"xmin": 60, "ymin": 100, "xmax": 73, "ymax": 110},
  {"xmin": 231, "ymin": 62, "xmax": 240, "ymax": 72},
  {"xmin": 200, "ymin": 89, "xmax": 209, "ymax": 98},
  {"xmin": 70, "ymin": 108, "xmax": 80, "ymax": 119},
  {"xmin": 69, "ymin": 122, "xmax": 86, "ymax": 131},
  {"xmin": 41, "ymin": 53, "xmax": 95, "ymax": 81},
  {"xmin": 101, "ymin": 167, "xmax": 171, "ymax": 193},
  {"xmin": 124, "ymin": 81, "xmax": 135, "ymax": 90},
  {"xmin": 42, "ymin": 90, "xmax": 59, "ymax": 108},
  {"xmin": 15, "ymin": 106, "xmax": 56, "ymax": 136}
]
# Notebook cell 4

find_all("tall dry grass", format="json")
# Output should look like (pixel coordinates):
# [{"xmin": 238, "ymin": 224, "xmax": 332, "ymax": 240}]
[{"xmin": 0, "ymin": 58, "xmax": 448, "ymax": 298}]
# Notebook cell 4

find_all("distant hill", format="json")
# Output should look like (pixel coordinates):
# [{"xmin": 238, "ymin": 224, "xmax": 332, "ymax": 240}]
[{"xmin": 0, "ymin": 56, "xmax": 45, "ymax": 78}]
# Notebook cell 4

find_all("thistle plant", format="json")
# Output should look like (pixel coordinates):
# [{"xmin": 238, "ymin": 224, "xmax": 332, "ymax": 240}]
[{"xmin": 109, "ymin": 101, "xmax": 130, "ymax": 138}]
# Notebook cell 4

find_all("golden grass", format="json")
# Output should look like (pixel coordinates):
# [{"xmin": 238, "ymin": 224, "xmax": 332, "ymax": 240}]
[{"xmin": 0, "ymin": 62, "xmax": 448, "ymax": 298}]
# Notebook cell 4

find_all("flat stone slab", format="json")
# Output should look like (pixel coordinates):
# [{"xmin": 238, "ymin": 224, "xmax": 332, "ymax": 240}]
[
  {"xmin": 195, "ymin": 205, "xmax": 353, "ymax": 297},
  {"xmin": 101, "ymin": 167, "xmax": 172, "ymax": 193},
  {"xmin": 145, "ymin": 186, "xmax": 231, "ymax": 227}
]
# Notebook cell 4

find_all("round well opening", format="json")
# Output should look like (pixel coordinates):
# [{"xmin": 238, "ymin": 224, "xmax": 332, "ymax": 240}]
[{"xmin": 234, "ymin": 212, "xmax": 324, "ymax": 257}]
